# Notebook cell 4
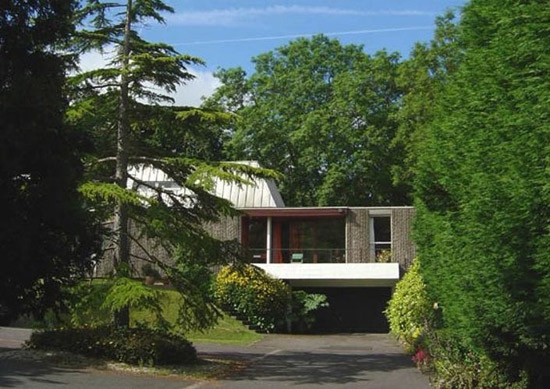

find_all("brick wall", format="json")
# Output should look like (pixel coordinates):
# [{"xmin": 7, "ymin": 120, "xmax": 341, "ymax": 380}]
[
  {"xmin": 345, "ymin": 207, "xmax": 416, "ymax": 267},
  {"xmin": 94, "ymin": 221, "xmax": 174, "ymax": 277},
  {"xmin": 95, "ymin": 217, "xmax": 240, "ymax": 277},
  {"xmin": 203, "ymin": 216, "xmax": 241, "ymax": 242},
  {"xmin": 391, "ymin": 207, "xmax": 416, "ymax": 269},
  {"xmin": 345, "ymin": 208, "xmax": 370, "ymax": 263}
]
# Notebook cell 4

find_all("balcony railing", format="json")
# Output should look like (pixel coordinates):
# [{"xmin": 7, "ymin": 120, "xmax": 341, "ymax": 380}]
[{"xmin": 247, "ymin": 248, "xmax": 395, "ymax": 264}]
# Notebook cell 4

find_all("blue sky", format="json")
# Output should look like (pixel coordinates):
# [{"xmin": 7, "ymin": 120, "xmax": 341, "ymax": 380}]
[
  {"xmin": 145, "ymin": 0, "xmax": 466, "ymax": 72},
  {"xmin": 82, "ymin": 1, "xmax": 466, "ymax": 105}
]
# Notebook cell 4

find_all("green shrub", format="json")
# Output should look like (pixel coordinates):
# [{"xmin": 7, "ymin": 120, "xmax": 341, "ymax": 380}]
[
  {"xmin": 385, "ymin": 258, "xmax": 432, "ymax": 353},
  {"xmin": 27, "ymin": 326, "xmax": 196, "ymax": 366},
  {"xmin": 424, "ymin": 330, "xmax": 528, "ymax": 389},
  {"xmin": 215, "ymin": 264, "xmax": 291, "ymax": 332},
  {"xmin": 288, "ymin": 291, "xmax": 329, "ymax": 333},
  {"xmin": 172, "ymin": 262, "xmax": 214, "ymax": 301},
  {"xmin": 386, "ymin": 260, "xmax": 528, "ymax": 388}
]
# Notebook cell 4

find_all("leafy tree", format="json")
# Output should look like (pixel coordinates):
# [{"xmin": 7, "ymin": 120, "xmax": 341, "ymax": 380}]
[
  {"xmin": 414, "ymin": 0, "xmax": 550, "ymax": 384},
  {"xmin": 71, "ymin": 0, "xmax": 276, "ymax": 329},
  {"xmin": 205, "ymin": 35, "xmax": 409, "ymax": 206},
  {"xmin": 0, "ymin": 0, "xmax": 100, "ymax": 322},
  {"xmin": 392, "ymin": 12, "xmax": 461, "ymax": 195}
]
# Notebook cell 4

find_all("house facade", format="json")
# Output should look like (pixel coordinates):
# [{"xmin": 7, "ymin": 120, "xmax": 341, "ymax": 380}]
[
  {"xmin": 203, "ymin": 206, "xmax": 415, "ymax": 333},
  {"xmin": 99, "ymin": 163, "xmax": 416, "ymax": 332},
  {"xmin": 206, "ymin": 206, "xmax": 415, "ymax": 283}
]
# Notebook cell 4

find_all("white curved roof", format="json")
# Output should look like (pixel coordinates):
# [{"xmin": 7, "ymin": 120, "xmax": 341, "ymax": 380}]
[{"xmin": 128, "ymin": 161, "xmax": 284, "ymax": 208}]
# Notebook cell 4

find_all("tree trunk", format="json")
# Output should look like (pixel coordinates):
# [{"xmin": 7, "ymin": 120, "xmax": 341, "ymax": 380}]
[{"xmin": 113, "ymin": 0, "xmax": 133, "ymax": 328}]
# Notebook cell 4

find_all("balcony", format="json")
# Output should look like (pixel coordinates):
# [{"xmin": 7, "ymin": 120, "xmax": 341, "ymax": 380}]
[{"xmin": 253, "ymin": 262, "xmax": 400, "ymax": 287}]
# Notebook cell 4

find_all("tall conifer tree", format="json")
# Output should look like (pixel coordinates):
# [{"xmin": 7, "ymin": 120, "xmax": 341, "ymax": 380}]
[{"xmin": 71, "ymin": 0, "xmax": 276, "ymax": 328}]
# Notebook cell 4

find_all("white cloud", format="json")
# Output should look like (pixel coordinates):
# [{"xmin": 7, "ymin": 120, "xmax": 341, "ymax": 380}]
[
  {"xmin": 77, "ymin": 48, "xmax": 112, "ymax": 72},
  {"xmin": 167, "ymin": 5, "xmax": 436, "ymax": 27},
  {"xmin": 76, "ymin": 50, "xmax": 219, "ymax": 107},
  {"xmin": 171, "ymin": 69, "xmax": 221, "ymax": 107}
]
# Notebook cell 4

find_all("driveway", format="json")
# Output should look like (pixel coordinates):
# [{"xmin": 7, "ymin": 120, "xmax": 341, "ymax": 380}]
[
  {"xmin": 0, "ymin": 327, "xmax": 429, "ymax": 388},
  {"xmin": 195, "ymin": 334, "xmax": 429, "ymax": 389}
]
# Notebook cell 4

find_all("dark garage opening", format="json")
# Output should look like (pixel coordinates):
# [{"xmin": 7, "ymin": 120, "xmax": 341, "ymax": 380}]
[{"xmin": 297, "ymin": 287, "xmax": 392, "ymax": 333}]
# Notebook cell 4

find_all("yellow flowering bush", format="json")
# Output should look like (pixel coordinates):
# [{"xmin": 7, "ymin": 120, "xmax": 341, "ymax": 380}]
[
  {"xmin": 385, "ymin": 258, "xmax": 432, "ymax": 353},
  {"xmin": 215, "ymin": 265, "xmax": 291, "ymax": 331}
]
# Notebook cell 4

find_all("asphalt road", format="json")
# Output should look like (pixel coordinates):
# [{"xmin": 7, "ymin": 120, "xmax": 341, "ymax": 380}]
[{"xmin": 0, "ymin": 327, "xmax": 429, "ymax": 388}]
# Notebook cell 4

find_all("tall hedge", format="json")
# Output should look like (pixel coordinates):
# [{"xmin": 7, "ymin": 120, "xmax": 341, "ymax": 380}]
[{"xmin": 414, "ymin": 0, "xmax": 550, "ymax": 385}]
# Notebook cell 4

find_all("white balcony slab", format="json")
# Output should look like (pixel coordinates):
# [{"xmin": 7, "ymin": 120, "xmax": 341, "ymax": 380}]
[{"xmin": 253, "ymin": 263, "xmax": 400, "ymax": 287}]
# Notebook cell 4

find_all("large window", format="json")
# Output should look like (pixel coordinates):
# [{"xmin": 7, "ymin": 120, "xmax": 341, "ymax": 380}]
[
  {"xmin": 370, "ymin": 216, "xmax": 391, "ymax": 260},
  {"xmin": 245, "ymin": 216, "xmax": 346, "ymax": 263},
  {"xmin": 272, "ymin": 218, "xmax": 345, "ymax": 263}
]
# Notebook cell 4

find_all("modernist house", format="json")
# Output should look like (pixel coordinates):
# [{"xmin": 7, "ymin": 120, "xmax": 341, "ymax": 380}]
[
  {"xmin": 208, "ymin": 205, "xmax": 415, "ymax": 332},
  {"xmin": 110, "ymin": 163, "xmax": 416, "ymax": 332}
]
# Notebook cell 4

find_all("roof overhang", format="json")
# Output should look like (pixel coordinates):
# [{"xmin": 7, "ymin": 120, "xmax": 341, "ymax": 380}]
[{"xmin": 241, "ymin": 207, "xmax": 348, "ymax": 218}]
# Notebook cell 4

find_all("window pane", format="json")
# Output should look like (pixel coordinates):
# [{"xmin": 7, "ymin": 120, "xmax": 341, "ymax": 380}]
[
  {"xmin": 373, "ymin": 217, "xmax": 391, "ymax": 242},
  {"xmin": 249, "ymin": 218, "xmax": 266, "ymax": 263},
  {"xmin": 249, "ymin": 219, "xmax": 266, "ymax": 249},
  {"xmin": 273, "ymin": 217, "xmax": 345, "ymax": 263},
  {"xmin": 315, "ymin": 218, "xmax": 346, "ymax": 263}
]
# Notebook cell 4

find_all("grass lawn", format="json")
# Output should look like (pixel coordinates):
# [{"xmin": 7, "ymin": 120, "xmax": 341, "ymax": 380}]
[
  {"xmin": 186, "ymin": 314, "xmax": 262, "ymax": 346},
  {"xmin": 15, "ymin": 279, "xmax": 262, "ymax": 347},
  {"xmin": 125, "ymin": 283, "xmax": 263, "ymax": 346},
  {"xmin": 21, "ymin": 280, "xmax": 260, "ymax": 379}
]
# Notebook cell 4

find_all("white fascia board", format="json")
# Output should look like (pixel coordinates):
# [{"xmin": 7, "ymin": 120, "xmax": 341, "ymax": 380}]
[
  {"xmin": 253, "ymin": 263, "xmax": 400, "ymax": 288},
  {"xmin": 285, "ymin": 279, "xmax": 398, "ymax": 287},
  {"xmin": 253, "ymin": 263, "xmax": 400, "ymax": 281},
  {"xmin": 368, "ymin": 209, "xmax": 392, "ymax": 216}
]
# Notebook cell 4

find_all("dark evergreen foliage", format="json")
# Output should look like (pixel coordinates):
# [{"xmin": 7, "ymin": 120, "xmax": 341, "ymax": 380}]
[
  {"xmin": 71, "ymin": 0, "xmax": 279, "ymax": 330},
  {"xmin": 0, "ymin": 0, "xmax": 101, "ymax": 322},
  {"xmin": 392, "ymin": 12, "xmax": 461, "ymax": 196},
  {"xmin": 414, "ymin": 0, "xmax": 550, "ymax": 384}
]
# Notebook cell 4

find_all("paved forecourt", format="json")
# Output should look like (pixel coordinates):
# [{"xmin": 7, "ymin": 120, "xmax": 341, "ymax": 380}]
[{"xmin": 0, "ymin": 327, "xmax": 429, "ymax": 388}]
